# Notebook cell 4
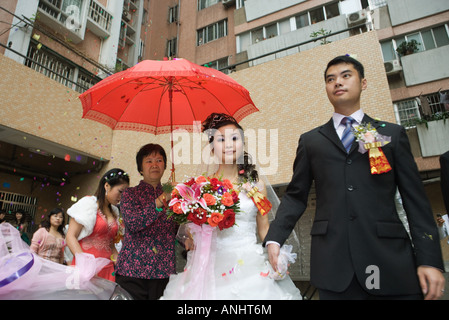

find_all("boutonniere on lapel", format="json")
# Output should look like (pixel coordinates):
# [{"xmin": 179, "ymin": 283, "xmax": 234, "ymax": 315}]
[{"xmin": 352, "ymin": 122, "xmax": 392, "ymax": 174}]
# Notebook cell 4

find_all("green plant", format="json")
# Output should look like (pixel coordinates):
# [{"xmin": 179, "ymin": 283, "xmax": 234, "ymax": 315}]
[
  {"xmin": 403, "ymin": 111, "xmax": 449, "ymax": 128},
  {"xmin": 396, "ymin": 40, "xmax": 421, "ymax": 56},
  {"xmin": 310, "ymin": 28, "xmax": 332, "ymax": 45}
]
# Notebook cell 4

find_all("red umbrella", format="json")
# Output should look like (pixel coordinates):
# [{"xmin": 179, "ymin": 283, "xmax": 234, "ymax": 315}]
[{"xmin": 79, "ymin": 58, "xmax": 258, "ymax": 179}]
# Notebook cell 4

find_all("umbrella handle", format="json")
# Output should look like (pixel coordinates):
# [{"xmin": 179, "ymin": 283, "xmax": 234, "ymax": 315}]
[{"xmin": 170, "ymin": 165, "xmax": 176, "ymax": 182}]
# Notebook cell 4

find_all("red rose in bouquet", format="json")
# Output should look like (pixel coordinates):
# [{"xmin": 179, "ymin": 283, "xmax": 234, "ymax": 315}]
[
  {"xmin": 218, "ymin": 209, "xmax": 236, "ymax": 230},
  {"xmin": 187, "ymin": 208, "xmax": 207, "ymax": 225}
]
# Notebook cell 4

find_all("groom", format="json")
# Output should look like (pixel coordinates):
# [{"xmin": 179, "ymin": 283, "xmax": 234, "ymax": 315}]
[{"xmin": 265, "ymin": 55, "xmax": 445, "ymax": 300}]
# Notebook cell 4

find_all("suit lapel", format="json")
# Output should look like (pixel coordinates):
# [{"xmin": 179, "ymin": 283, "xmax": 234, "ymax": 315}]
[
  {"xmin": 319, "ymin": 118, "xmax": 347, "ymax": 154},
  {"xmin": 319, "ymin": 115, "xmax": 382, "ymax": 155}
]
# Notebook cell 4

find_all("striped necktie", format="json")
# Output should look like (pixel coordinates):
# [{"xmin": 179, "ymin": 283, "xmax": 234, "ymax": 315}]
[{"xmin": 341, "ymin": 117, "xmax": 355, "ymax": 153}]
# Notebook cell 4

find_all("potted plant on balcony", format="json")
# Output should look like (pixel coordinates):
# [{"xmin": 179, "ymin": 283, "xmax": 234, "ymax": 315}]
[{"xmin": 396, "ymin": 40, "xmax": 421, "ymax": 56}]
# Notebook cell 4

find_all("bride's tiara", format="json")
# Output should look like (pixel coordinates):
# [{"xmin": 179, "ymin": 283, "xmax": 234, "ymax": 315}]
[{"xmin": 202, "ymin": 113, "xmax": 239, "ymax": 133}]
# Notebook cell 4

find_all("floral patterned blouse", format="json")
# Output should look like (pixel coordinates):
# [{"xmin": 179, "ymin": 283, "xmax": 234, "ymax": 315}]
[{"xmin": 115, "ymin": 180, "xmax": 177, "ymax": 279}]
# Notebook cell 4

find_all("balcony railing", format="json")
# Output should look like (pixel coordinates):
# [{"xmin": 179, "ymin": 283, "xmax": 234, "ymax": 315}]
[
  {"xmin": 87, "ymin": 0, "xmax": 113, "ymax": 38},
  {"xmin": 37, "ymin": 0, "xmax": 84, "ymax": 43},
  {"xmin": 24, "ymin": 41, "xmax": 100, "ymax": 93}
]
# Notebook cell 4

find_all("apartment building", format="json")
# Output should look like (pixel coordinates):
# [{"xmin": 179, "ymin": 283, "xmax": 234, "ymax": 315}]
[{"xmin": 1, "ymin": 0, "xmax": 148, "ymax": 92}]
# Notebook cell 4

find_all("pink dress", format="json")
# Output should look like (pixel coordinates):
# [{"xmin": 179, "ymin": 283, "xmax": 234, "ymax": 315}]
[
  {"xmin": 30, "ymin": 228, "xmax": 65, "ymax": 264},
  {"xmin": 72, "ymin": 209, "xmax": 118, "ymax": 281}
]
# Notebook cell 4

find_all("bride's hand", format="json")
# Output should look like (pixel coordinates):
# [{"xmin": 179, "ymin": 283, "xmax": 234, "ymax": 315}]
[{"xmin": 267, "ymin": 243, "xmax": 280, "ymax": 272}]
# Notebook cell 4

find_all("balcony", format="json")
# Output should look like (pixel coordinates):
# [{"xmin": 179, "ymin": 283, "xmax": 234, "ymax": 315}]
[
  {"xmin": 25, "ymin": 41, "xmax": 100, "ymax": 93},
  {"xmin": 246, "ymin": 15, "xmax": 350, "ymax": 66},
  {"xmin": 86, "ymin": 0, "xmax": 113, "ymax": 39},
  {"xmin": 400, "ymin": 46, "xmax": 449, "ymax": 87},
  {"xmin": 416, "ymin": 119, "xmax": 449, "ymax": 157},
  {"xmin": 37, "ymin": 0, "xmax": 85, "ymax": 44}
]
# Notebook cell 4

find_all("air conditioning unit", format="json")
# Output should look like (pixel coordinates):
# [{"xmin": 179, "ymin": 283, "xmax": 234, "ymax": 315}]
[
  {"xmin": 222, "ymin": 0, "xmax": 236, "ymax": 8},
  {"xmin": 122, "ymin": 11, "xmax": 131, "ymax": 22},
  {"xmin": 384, "ymin": 59, "xmax": 402, "ymax": 75},
  {"xmin": 346, "ymin": 9, "xmax": 367, "ymax": 25}
]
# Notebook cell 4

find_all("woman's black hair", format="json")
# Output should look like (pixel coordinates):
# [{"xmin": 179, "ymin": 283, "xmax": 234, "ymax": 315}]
[
  {"xmin": 14, "ymin": 209, "xmax": 27, "ymax": 224},
  {"xmin": 41, "ymin": 208, "xmax": 65, "ymax": 237},
  {"xmin": 202, "ymin": 113, "xmax": 258, "ymax": 182},
  {"xmin": 136, "ymin": 143, "xmax": 167, "ymax": 174},
  {"xmin": 95, "ymin": 168, "xmax": 130, "ymax": 210}
]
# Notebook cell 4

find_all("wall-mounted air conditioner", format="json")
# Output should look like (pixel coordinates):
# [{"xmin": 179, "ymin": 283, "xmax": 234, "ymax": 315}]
[
  {"xmin": 222, "ymin": 0, "xmax": 236, "ymax": 8},
  {"xmin": 346, "ymin": 9, "xmax": 367, "ymax": 25},
  {"xmin": 384, "ymin": 59, "xmax": 402, "ymax": 75}
]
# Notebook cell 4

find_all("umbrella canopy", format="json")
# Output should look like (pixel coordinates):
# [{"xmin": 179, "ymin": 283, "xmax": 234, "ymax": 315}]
[{"xmin": 79, "ymin": 58, "xmax": 258, "ymax": 135}]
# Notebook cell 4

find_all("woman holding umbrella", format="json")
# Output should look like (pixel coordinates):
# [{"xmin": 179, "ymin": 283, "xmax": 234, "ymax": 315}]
[{"xmin": 115, "ymin": 144, "xmax": 178, "ymax": 300}]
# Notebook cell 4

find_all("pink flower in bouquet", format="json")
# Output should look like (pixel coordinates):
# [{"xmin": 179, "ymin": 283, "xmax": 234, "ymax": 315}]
[
  {"xmin": 166, "ymin": 175, "xmax": 240, "ymax": 229},
  {"xmin": 363, "ymin": 131, "xmax": 376, "ymax": 143},
  {"xmin": 169, "ymin": 181, "xmax": 208, "ymax": 213}
]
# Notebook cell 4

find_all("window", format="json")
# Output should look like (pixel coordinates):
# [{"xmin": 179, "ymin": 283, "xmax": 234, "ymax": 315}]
[
  {"xmin": 394, "ymin": 99, "xmax": 420, "ymax": 127},
  {"xmin": 325, "ymin": 2, "xmax": 339, "ymax": 19},
  {"xmin": 279, "ymin": 18, "xmax": 291, "ymax": 35},
  {"xmin": 205, "ymin": 57, "xmax": 229, "ymax": 74},
  {"xmin": 381, "ymin": 41, "xmax": 396, "ymax": 61},
  {"xmin": 265, "ymin": 23, "xmax": 278, "ymax": 39},
  {"xmin": 310, "ymin": 7, "xmax": 325, "ymax": 24},
  {"xmin": 198, "ymin": 0, "xmax": 220, "ymax": 11},
  {"xmin": 395, "ymin": 92, "xmax": 448, "ymax": 126},
  {"xmin": 421, "ymin": 30, "xmax": 436, "ymax": 50},
  {"xmin": 295, "ymin": 13, "xmax": 309, "ymax": 29},
  {"xmin": 167, "ymin": 38, "xmax": 177, "ymax": 58},
  {"xmin": 433, "ymin": 25, "xmax": 449, "ymax": 47},
  {"xmin": 197, "ymin": 20, "xmax": 227, "ymax": 45},
  {"xmin": 25, "ymin": 40, "xmax": 100, "ymax": 93},
  {"xmin": 251, "ymin": 28, "xmax": 263, "ymax": 44},
  {"xmin": 168, "ymin": 5, "xmax": 179, "ymax": 23},
  {"xmin": 381, "ymin": 24, "xmax": 449, "ymax": 60}
]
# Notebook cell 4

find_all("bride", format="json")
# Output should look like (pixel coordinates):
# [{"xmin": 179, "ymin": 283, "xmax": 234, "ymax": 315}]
[{"xmin": 161, "ymin": 113, "xmax": 302, "ymax": 300}]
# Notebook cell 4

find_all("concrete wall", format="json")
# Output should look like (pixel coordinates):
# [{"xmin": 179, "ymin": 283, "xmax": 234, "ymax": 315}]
[{"xmin": 387, "ymin": 0, "xmax": 449, "ymax": 26}]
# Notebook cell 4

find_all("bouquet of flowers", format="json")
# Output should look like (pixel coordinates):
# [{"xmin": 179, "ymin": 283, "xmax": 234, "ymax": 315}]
[{"xmin": 166, "ymin": 176, "xmax": 240, "ymax": 230}]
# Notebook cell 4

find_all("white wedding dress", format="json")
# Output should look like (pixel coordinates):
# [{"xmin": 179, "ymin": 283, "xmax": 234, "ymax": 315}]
[{"xmin": 161, "ymin": 192, "xmax": 302, "ymax": 300}]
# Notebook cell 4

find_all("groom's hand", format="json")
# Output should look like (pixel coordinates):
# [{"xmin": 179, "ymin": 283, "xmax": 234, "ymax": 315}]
[
  {"xmin": 267, "ymin": 243, "xmax": 280, "ymax": 272},
  {"xmin": 417, "ymin": 266, "xmax": 445, "ymax": 300}
]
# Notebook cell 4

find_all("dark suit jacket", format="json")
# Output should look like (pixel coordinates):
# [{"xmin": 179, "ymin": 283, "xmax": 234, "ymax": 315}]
[
  {"xmin": 441, "ymin": 151, "xmax": 449, "ymax": 213},
  {"xmin": 265, "ymin": 115, "xmax": 444, "ymax": 295}
]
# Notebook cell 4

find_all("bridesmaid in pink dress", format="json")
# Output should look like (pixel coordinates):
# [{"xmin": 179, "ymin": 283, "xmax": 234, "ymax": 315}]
[{"xmin": 66, "ymin": 168, "xmax": 129, "ymax": 281}]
